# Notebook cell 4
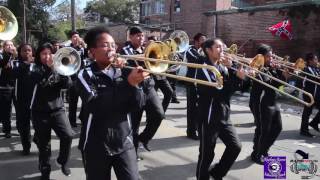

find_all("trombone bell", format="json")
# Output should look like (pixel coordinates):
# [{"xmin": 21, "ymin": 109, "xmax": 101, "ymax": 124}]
[
  {"xmin": 144, "ymin": 41, "xmax": 171, "ymax": 73},
  {"xmin": 53, "ymin": 47, "xmax": 81, "ymax": 76},
  {"xmin": 0, "ymin": 6, "xmax": 18, "ymax": 40}
]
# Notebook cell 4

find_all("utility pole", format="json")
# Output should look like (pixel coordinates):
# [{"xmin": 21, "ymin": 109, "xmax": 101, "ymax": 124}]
[
  {"xmin": 71, "ymin": 0, "xmax": 76, "ymax": 31},
  {"xmin": 22, "ymin": 0, "xmax": 27, "ymax": 43}
]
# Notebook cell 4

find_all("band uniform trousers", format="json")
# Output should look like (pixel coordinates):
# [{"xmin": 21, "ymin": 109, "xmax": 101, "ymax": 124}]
[
  {"xmin": 32, "ymin": 109, "xmax": 73, "ymax": 174},
  {"xmin": 0, "ymin": 89, "xmax": 13, "ymax": 134},
  {"xmin": 301, "ymin": 95, "xmax": 320, "ymax": 132},
  {"xmin": 131, "ymin": 87, "xmax": 165, "ymax": 150},
  {"xmin": 14, "ymin": 100, "xmax": 32, "ymax": 150},
  {"xmin": 154, "ymin": 78, "xmax": 173, "ymax": 112},
  {"xmin": 257, "ymin": 103, "xmax": 282, "ymax": 156},
  {"xmin": 85, "ymin": 145, "xmax": 138, "ymax": 180},
  {"xmin": 196, "ymin": 119, "xmax": 241, "ymax": 180},
  {"xmin": 186, "ymin": 83, "xmax": 198, "ymax": 135},
  {"xmin": 249, "ymin": 93, "xmax": 262, "ymax": 154},
  {"xmin": 167, "ymin": 71, "xmax": 178, "ymax": 101},
  {"xmin": 68, "ymin": 83, "xmax": 79, "ymax": 127}
]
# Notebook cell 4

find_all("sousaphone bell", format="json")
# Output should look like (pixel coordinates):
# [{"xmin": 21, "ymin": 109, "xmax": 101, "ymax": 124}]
[{"xmin": 0, "ymin": 6, "xmax": 18, "ymax": 40}]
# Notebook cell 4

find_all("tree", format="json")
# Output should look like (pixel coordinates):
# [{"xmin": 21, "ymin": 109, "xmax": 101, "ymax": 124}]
[
  {"xmin": 7, "ymin": 0, "xmax": 56, "ymax": 45},
  {"xmin": 85, "ymin": 0, "xmax": 140, "ymax": 23}
]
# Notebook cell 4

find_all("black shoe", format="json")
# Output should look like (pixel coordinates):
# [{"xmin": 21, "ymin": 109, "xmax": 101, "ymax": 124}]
[
  {"xmin": 22, "ymin": 149, "xmax": 30, "ymax": 156},
  {"xmin": 141, "ymin": 142, "xmax": 151, "ymax": 152},
  {"xmin": 137, "ymin": 155, "xmax": 144, "ymax": 161},
  {"xmin": 209, "ymin": 168, "xmax": 223, "ymax": 180},
  {"xmin": 40, "ymin": 173, "xmax": 50, "ymax": 180},
  {"xmin": 309, "ymin": 122, "xmax": 320, "ymax": 132},
  {"xmin": 300, "ymin": 131, "xmax": 316, "ymax": 138},
  {"xmin": 4, "ymin": 133, "xmax": 11, "ymax": 138},
  {"xmin": 56, "ymin": 159, "xmax": 71, "ymax": 176},
  {"xmin": 251, "ymin": 154, "xmax": 264, "ymax": 165},
  {"xmin": 187, "ymin": 133, "xmax": 199, "ymax": 140},
  {"xmin": 171, "ymin": 99, "xmax": 180, "ymax": 104}
]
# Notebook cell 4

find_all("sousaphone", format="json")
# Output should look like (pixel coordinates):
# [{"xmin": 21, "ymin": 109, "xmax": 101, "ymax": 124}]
[{"xmin": 0, "ymin": 6, "xmax": 18, "ymax": 40}]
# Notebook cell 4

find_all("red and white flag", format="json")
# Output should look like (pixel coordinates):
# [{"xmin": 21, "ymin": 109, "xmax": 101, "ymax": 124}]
[{"xmin": 268, "ymin": 20, "xmax": 293, "ymax": 40}]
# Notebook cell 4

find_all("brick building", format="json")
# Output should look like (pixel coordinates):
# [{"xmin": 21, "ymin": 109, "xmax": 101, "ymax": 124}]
[{"xmin": 140, "ymin": 0, "xmax": 320, "ymax": 59}]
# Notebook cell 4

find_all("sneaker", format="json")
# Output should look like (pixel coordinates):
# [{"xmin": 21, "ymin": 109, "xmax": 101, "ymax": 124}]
[{"xmin": 55, "ymin": 159, "xmax": 71, "ymax": 176}]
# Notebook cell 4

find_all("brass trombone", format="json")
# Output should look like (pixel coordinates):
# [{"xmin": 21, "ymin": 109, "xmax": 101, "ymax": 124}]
[
  {"xmin": 224, "ymin": 45, "xmax": 314, "ymax": 107},
  {"xmin": 118, "ymin": 41, "xmax": 223, "ymax": 89},
  {"xmin": 272, "ymin": 54, "xmax": 320, "ymax": 81},
  {"xmin": 271, "ymin": 57, "xmax": 320, "ymax": 86}
]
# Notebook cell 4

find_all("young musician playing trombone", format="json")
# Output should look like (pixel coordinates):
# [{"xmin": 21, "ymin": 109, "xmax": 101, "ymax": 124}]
[
  {"xmin": 251, "ymin": 44, "xmax": 289, "ymax": 165},
  {"xmin": 250, "ymin": 45, "xmax": 269, "ymax": 162},
  {"xmin": 185, "ymin": 32, "xmax": 206, "ymax": 140},
  {"xmin": 196, "ymin": 38, "xmax": 244, "ymax": 180},
  {"xmin": 300, "ymin": 53, "xmax": 320, "ymax": 137},
  {"xmin": 120, "ymin": 26, "xmax": 165, "ymax": 155},
  {"xmin": 77, "ymin": 26, "xmax": 147, "ymax": 180}
]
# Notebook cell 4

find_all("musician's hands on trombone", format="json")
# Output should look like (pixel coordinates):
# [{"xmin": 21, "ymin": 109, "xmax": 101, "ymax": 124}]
[
  {"xmin": 220, "ymin": 54, "xmax": 232, "ymax": 68},
  {"xmin": 112, "ymin": 57, "xmax": 126, "ymax": 68},
  {"xmin": 127, "ymin": 66, "xmax": 150, "ymax": 87}
]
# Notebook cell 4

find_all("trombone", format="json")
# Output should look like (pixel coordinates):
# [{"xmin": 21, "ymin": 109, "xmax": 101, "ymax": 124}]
[
  {"xmin": 272, "ymin": 54, "xmax": 320, "ymax": 81},
  {"xmin": 223, "ymin": 45, "xmax": 314, "ymax": 107},
  {"xmin": 271, "ymin": 57, "xmax": 320, "ymax": 86},
  {"xmin": 115, "ymin": 30, "xmax": 224, "ymax": 89}
]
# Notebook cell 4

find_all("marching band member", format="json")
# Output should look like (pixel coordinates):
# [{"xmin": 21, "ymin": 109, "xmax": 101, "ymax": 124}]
[
  {"xmin": 30, "ymin": 43, "xmax": 73, "ymax": 179},
  {"xmin": 196, "ymin": 38, "xmax": 244, "ymax": 180},
  {"xmin": 250, "ymin": 45, "xmax": 268, "ymax": 162},
  {"xmin": 0, "ymin": 40, "xmax": 17, "ymax": 138},
  {"xmin": 251, "ymin": 44, "xmax": 289, "ymax": 165},
  {"xmin": 10, "ymin": 43, "xmax": 35, "ymax": 155},
  {"xmin": 185, "ymin": 32, "xmax": 206, "ymax": 140},
  {"xmin": 120, "ymin": 26, "xmax": 165, "ymax": 154},
  {"xmin": 300, "ymin": 53, "xmax": 320, "ymax": 137},
  {"xmin": 77, "ymin": 26, "xmax": 147, "ymax": 180},
  {"xmin": 150, "ymin": 37, "xmax": 174, "ymax": 113},
  {"xmin": 67, "ymin": 31, "xmax": 87, "ymax": 128}
]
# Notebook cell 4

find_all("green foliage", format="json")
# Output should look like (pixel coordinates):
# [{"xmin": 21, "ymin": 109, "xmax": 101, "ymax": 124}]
[
  {"xmin": 47, "ymin": 20, "xmax": 86, "ymax": 41},
  {"xmin": 279, "ymin": 4, "xmax": 320, "ymax": 24},
  {"xmin": 7, "ymin": 0, "xmax": 57, "ymax": 44},
  {"xmin": 85, "ymin": 0, "xmax": 140, "ymax": 23}
]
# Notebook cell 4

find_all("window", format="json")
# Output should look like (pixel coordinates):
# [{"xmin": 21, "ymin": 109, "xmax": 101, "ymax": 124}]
[
  {"xmin": 141, "ymin": 1, "xmax": 152, "ymax": 16},
  {"xmin": 174, "ymin": 0, "xmax": 181, "ymax": 13},
  {"xmin": 155, "ymin": 0, "xmax": 165, "ymax": 14}
]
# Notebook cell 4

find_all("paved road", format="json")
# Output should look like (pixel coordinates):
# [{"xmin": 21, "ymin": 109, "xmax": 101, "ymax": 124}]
[{"xmin": 1, "ymin": 86, "xmax": 320, "ymax": 180}]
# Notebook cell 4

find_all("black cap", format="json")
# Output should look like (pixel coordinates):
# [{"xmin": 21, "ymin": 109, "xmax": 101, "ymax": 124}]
[{"xmin": 129, "ymin": 26, "xmax": 143, "ymax": 35}]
